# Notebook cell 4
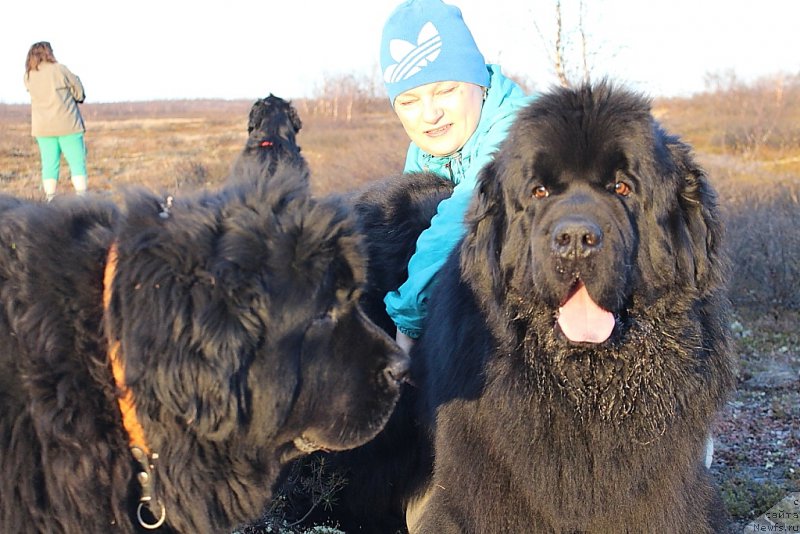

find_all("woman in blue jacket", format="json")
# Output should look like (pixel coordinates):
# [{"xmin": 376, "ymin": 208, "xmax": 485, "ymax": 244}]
[{"xmin": 380, "ymin": 0, "xmax": 534, "ymax": 351}]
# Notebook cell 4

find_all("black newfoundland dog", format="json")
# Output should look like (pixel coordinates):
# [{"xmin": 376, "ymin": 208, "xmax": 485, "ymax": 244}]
[
  {"xmin": 301, "ymin": 83, "xmax": 735, "ymax": 533},
  {"xmin": 230, "ymin": 94, "xmax": 306, "ymax": 181},
  {"xmin": 273, "ymin": 172, "xmax": 454, "ymax": 532},
  {"xmin": 411, "ymin": 82, "xmax": 735, "ymax": 532},
  {"xmin": 0, "ymin": 161, "xmax": 407, "ymax": 533}
]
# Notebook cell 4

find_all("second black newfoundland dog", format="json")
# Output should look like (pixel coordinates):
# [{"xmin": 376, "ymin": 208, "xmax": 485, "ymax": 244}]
[
  {"xmin": 0, "ymin": 162, "xmax": 406, "ymax": 533},
  {"xmin": 230, "ymin": 94, "xmax": 306, "ymax": 182},
  {"xmin": 299, "ymin": 82, "xmax": 736, "ymax": 533}
]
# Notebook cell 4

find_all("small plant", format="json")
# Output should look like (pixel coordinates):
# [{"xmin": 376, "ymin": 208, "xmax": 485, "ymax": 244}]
[
  {"xmin": 238, "ymin": 456, "xmax": 347, "ymax": 534},
  {"xmin": 720, "ymin": 472, "xmax": 790, "ymax": 520}
]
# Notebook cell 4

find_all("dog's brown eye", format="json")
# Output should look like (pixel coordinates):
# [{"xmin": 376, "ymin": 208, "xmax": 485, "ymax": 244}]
[
  {"xmin": 533, "ymin": 186, "xmax": 549, "ymax": 199},
  {"xmin": 614, "ymin": 181, "xmax": 631, "ymax": 197}
]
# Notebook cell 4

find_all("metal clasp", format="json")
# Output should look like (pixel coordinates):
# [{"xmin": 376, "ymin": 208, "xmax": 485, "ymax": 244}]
[{"xmin": 130, "ymin": 446, "xmax": 167, "ymax": 529}]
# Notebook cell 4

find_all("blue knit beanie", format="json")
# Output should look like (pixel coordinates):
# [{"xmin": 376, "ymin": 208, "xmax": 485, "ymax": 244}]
[{"xmin": 380, "ymin": 0, "xmax": 489, "ymax": 104}]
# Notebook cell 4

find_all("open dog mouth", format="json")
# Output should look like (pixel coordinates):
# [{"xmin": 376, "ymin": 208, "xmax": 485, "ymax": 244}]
[{"xmin": 556, "ymin": 280, "xmax": 616, "ymax": 344}]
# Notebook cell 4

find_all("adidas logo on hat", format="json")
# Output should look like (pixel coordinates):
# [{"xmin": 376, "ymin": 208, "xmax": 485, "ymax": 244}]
[
  {"xmin": 383, "ymin": 22, "xmax": 441, "ymax": 83},
  {"xmin": 380, "ymin": 0, "xmax": 489, "ymax": 103}
]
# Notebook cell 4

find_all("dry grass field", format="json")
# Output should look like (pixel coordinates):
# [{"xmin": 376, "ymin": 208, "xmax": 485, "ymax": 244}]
[
  {"xmin": 1, "ymin": 79, "xmax": 798, "ymax": 532},
  {"xmin": 0, "ymin": 98, "xmax": 411, "ymax": 200}
]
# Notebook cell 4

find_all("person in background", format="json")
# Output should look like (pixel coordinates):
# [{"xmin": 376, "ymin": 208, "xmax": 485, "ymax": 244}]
[
  {"xmin": 380, "ymin": 0, "xmax": 535, "ymax": 352},
  {"xmin": 24, "ymin": 41, "xmax": 88, "ymax": 201}
]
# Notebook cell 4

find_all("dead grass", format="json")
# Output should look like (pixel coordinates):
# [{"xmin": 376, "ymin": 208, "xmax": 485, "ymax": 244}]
[{"xmin": 0, "ymin": 99, "xmax": 409, "ymax": 202}]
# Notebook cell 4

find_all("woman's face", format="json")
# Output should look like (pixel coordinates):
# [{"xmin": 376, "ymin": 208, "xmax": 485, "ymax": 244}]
[{"xmin": 393, "ymin": 81, "xmax": 485, "ymax": 157}]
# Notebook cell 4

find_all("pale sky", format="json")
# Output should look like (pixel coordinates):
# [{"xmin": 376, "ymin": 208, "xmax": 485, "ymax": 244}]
[{"xmin": 1, "ymin": 0, "xmax": 798, "ymax": 104}]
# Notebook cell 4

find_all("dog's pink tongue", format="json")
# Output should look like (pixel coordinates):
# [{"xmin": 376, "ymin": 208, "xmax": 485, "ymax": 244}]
[{"xmin": 557, "ymin": 284, "xmax": 615, "ymax": 343}]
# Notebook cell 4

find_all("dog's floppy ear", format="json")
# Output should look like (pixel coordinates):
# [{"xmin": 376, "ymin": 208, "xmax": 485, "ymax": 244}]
[
  {"xmin": 108, "ymin": 194, "xmax": 283, "ymax": 443},
  {"xmin": 247, "ymin": 99, "xmax": 264, "ymax": 135},
  {"xmin": 672, "ymin": 142, "xmax": 727, "ymax": 296},
  {"xmin": 288, "ymin": 103, "xmax": 303, "ymax": 134},
  {"xmin": 460, "ymin": 159, "xmax": 508, "ymax": 304},
  {"xmin": 120, "ymin": 280, "xmax": 259, "ymax": 443}
]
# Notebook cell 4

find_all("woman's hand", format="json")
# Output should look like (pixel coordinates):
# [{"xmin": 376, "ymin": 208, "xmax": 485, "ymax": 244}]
[{"xmin": 396, "ymin": 330, "xmax": 415, "ymax": 354}]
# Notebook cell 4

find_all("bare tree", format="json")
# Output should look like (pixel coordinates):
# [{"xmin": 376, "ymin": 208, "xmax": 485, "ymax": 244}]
[
  {"xmin": 703, "ymin": 71, "xmax": 796, "ymax": 159},
  {"xmin": 579, "ymin": 0, "xmax": 590, "ymax": 85},
  {"xmin": 534, "ymin": 0, "xmax": 592, "ymax": 88},
  {"xmin": 312, "ymin": 72, "xmax": 376, "ymax": 122}
]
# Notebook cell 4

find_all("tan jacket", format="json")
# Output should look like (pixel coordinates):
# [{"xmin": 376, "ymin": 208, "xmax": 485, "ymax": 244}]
[{"xmin": 24, "ymin": 61, "xmax": 86, "ymax": 137}]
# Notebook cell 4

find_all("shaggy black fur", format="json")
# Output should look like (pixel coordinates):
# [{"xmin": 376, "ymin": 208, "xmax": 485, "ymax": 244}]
[
  {"xmin": 300, "ymin": 83, "xmax": 735, "ymax": 533},
  {"xmin": 276, "ymin": 172, "xmax": 453, "ymax": 532},
  {"xmin": 353, "ymin": 173, "xmax": 455, "ymax": 336},
  {"xmin": 405, "ymin": 83, "xmax": 736, "ymax": 532},
  {"xmin": 230, "ymin": 94, "xmax": 306, "ymax": 181},
  {"xmin": 0, "ymin": 160, "xmax": 407, "ymax": 534}
]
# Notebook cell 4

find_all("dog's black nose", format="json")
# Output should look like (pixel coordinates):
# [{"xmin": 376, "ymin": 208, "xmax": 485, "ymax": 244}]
[
  {"xmin": 384, "ymin": 352, "xmax": 410, "ymax": 384},
  {"xmin": 552, "ymin": 216, "xmax": 604, "ymax": 259}
]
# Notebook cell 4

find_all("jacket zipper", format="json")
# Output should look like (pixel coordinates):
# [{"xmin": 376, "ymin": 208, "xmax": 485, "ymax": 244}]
[{"xmin": 444, "ymin": 152, "xmax": 464, "ymax": 184}]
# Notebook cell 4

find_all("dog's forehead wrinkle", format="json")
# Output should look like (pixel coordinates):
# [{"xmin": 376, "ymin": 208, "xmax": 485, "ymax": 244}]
[
  {"xmin": 528, "ymin": 150, "xmax": 554, "ymax": 180},
  {"xmin": 525, "ymin": 145, "xmax": 614, "ymax": 192}
]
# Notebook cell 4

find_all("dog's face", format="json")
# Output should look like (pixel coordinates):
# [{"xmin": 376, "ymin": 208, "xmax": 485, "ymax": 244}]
[
  {"xmin": 106, "ymin": 166, "xmax": 406, "ymax": 460},
  {"xmin": 461, "ymin": 83, "xmax": 724, "ymax": 345}
]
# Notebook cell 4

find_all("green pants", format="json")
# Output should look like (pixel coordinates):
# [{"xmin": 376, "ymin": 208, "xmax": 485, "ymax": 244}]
[{"xmin": 35, "ymin": 132, "xmax": 87, "ymax": 180}]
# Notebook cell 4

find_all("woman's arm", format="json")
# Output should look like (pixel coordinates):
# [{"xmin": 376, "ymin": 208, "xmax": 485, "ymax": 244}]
[{"xmin": 63, "ymin": 65, "xmax": 85, "ymax": 103}]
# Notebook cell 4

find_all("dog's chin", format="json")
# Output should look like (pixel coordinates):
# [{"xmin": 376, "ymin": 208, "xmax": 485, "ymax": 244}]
[
  {"xmin": 293, "ymin": 409, "xmax": 397, "ymax": 457},
  {"xmin": 293, "ymin": 435, "xmax": 327, "ymax": 454},
  {"xmin": 277, "ymin": 435, "xmax": 327, "ymax": 463}
]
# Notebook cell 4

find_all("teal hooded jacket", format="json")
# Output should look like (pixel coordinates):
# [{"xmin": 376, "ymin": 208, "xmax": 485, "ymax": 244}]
[{"xmin": 384, "ymin": 64, "xmax": 535, "ymax": 338}]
